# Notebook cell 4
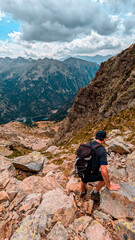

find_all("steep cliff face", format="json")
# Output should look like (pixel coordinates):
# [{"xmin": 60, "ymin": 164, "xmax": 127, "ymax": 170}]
[{"xmin": 56, "ymin": 44, "xmax": 135, "ymax": 143}]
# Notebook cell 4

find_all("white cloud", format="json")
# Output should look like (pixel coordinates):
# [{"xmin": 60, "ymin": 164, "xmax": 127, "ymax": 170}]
[
  {"xmin": 0, "ymin": 30, "xmax": 134, "ymax": 60},
  {"xmin": 125, "ymin": 12, "xmax": 133, "ymax": 17},
  {"xmin": 0, "ymin": 0, "xmax": 135, "ymax": 59},
  {"xmin": 0, "ymin": 10, "xmax": 5, "ymax": 21},
  {"xmin": 8, "ymin": 31, "xmax": 22, "ymax": 42},
  {"xmin": 0, "ymin": 0, "xmax": 117, "ymax": 42},
  {"xmin": 56, "ymin": 32, "xmax": 122, "ymax": 57}
]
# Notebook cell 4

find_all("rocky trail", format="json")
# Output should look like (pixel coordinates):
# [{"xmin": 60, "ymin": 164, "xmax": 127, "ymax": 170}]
[{"xmin": 0, "ymin": 122, "xmax": 135, "ymax": 240}]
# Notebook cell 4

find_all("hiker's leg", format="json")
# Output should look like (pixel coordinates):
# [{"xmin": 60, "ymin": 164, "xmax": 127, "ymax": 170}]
[
  {"xmin": 81, "ymin": 181, "xmax": 87, "ymax": 192},
  {"xmin": 95, "ymin": 180, "xmax": 105, "ymax": 191}
]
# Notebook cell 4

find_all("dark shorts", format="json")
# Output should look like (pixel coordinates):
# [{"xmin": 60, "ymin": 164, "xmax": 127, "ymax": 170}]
[{"xmin": 81, "ymin": 171, "xmax": 104, "ymax": 183}]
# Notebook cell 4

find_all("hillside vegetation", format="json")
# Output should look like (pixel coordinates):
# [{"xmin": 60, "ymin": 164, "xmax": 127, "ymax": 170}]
[{"xmin": 60, "ymin": 106, "xmax": 135, "ymax": 148}]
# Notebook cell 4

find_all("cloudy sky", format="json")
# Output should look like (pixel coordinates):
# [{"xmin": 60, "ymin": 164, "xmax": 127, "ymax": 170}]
[{"xmin": 0, "ymin": 0, "xmax": 135, "ymax": 59}]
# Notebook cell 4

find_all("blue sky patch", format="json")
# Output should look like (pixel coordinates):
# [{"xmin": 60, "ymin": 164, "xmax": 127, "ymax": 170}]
[{"xmin": 0, "ymin": 15, "xmax": 20, "ymax": 41}]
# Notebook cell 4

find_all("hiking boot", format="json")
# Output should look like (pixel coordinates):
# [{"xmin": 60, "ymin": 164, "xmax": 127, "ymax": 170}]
[
  {"xmin": 90, "ymin": 190, "xmax": 100, "ymax": 202},
  {"xmin": 80, "ymin": 188, "xmax": 87, "ymax": 198}
]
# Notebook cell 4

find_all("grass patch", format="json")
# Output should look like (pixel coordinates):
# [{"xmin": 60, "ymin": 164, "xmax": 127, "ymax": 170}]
[
  {"xmin": 52, "ymin": 159, "xmax": 64, "ymax": 165},
  {"xmin": 54, "ymin": 152, "xmax": 62, "ymax": 158},
  {"xmin": 126, "ymin": 133, "xmax": 135, "ymax": 144},
  {"xmin": 60, "ymin": 106, "xmax": 135, "ymax": 148},
  {"xmin": 7, "ymin": 147, "xmax": 32, "ymax": 159},
  {"xmin": 41, "ymin": 151, "xmax": 54, "ymax": 160},
  {"xmin": 61, "ymin": 162, "xmax": 73, "ymax": 177},
  {"xmin": 7, "ymin": 148, "xmax": 23, "ymax": 159},
  {"xmin": 15, "ymin": 175, "xmax": 26, "ymax": 181}
]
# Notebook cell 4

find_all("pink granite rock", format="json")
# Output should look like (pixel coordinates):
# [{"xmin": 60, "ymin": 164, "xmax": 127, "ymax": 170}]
[
  {"xmin": 85, "ymin": 220, "xmax": 112, "ymax": 240},
  {"xmin": 100, "ymin": 183, "xmax": 135, "ymax": 219},
  {"xmin": 20, "ymin": 174, "xmax": 60, "ymax": 195},
  {"xmin": 0, "ymin": 191, "xmax": 9, "ymax": 203},
  {"xmin": 19, "ymin": 193, "xmax": 41, "ymax": 212}
]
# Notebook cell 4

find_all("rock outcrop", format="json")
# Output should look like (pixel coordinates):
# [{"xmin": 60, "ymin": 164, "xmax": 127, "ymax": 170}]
[
  {"xmin": 12, "ymin": 151, "xmax": 47, "ymax": 172},
  {"xmin": 10, "ymin": 214, "xmax": 41, "ymax": 240},
  {"xmin": 55, "ymin": 44, "xmax": 135, "ymax": 143},
  {"xmin": 100, "ymin": 182, "xmax": 135, "ymax": 219},
  {"xmin": 115, "ymin": 220, "xmax": 135, "ymax": 240},
  {"xmin": 85, "ymin": 220, "xmax": 112, "ymax": 240}
]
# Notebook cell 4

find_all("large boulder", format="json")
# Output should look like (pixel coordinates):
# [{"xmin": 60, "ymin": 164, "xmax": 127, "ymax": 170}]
[
  {"xmin": 85, "ymin": 220, "xmax": 112, "ymax": 240},
  {"xmin": 34, "ymin": 188, "xmax": 74, "ymax": 236},
  {"xmin": 100, "ymin": 183, "xmax": 135, "ymax": 219},
  {"xmin": 12, "ymin": 151, "xmax": 47, "ymax": 172},
  {"xmin": 20, "ymin": 175, "xmax": 60, "ymax": 195},
  {"xmin": 115, "ymin": 219, "xmax": 135, "ymax": 240},
  {"xmin": 106, "ymin": 136, "xmax": 131, "ymax": 154},
  {"xmin": 35, "ymin": 188, "xmax": 73, "ymax": 217},
  {"xmin": 10, "ymin": 214, "xmax": 41, "ymax": 240}
]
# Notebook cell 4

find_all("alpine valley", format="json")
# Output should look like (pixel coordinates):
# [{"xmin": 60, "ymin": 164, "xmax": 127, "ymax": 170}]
[{"xmin": 0, "ymin": 57, "xmax": 99, "ymax": 124}]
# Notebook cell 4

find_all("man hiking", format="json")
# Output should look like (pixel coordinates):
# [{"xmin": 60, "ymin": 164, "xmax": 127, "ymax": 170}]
[{"xmin": 80, "ymin": 130, "xmax": 120, "ymax": 200}]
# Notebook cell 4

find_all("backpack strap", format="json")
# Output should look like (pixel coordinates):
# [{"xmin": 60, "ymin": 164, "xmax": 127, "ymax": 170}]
[{"xmin": 89, "ymin": 142, "xmax": 103, "ymax": 149}]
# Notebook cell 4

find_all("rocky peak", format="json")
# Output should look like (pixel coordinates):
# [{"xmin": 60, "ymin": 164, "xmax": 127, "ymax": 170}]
[{"xmin": 56, "ymin": 44, "xmax": 135, "ymax": 143}]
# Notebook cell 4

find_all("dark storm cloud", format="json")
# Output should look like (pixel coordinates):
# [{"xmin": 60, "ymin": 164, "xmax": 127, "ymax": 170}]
[{"xmin": 0, "ymin": 0, "xmax": 117, "ymax": 42}]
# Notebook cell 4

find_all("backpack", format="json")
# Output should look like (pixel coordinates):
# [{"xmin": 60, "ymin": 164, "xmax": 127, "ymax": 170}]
[{"xmin": 75, "ymin": 141, "xmax": 102, "ymax": 178}]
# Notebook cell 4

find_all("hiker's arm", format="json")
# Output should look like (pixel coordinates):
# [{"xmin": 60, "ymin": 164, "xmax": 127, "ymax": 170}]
[
  {"xmin": 101, "ymin": 165, "xmax": 120, "ymax": 191},
  {"xmin": 101, "ymin": 165, "xmax": 110, "ymax": 189}
]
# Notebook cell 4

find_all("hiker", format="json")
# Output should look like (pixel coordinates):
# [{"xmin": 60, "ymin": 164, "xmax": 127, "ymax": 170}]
[{"xmin": 80, "ymin": 130, "xmax": 120, "ymax": 200}]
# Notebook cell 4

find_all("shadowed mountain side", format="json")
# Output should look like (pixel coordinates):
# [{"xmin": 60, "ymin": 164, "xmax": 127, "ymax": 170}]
[
  {"xmin": 48, "ymin": 95, "xmax": 76, "ymax": 122},
  {"xmin": 55, "ymin": 44, "xmax": 135, "ymax": 143},
  {"xmin": 0, "ymin": 57, "xmax": 99, "ymax": 124}
]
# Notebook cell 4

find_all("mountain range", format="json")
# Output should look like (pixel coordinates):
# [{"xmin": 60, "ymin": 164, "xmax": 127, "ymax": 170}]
[
  {"xmin": 0, "ymin": 56, "xmax": 99, "ymax": 124},
  {"xmin": 60, "ymin": 55, "xmax": 112, "ymax": 65},
  {"xmin": 76, "ymin": 54, "xmax": 112, "ymax": 65}
]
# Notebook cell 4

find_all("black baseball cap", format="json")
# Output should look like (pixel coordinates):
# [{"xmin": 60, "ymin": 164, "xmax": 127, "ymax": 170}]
[{"xmin": 96, "ymin": 130, "xmax": 106, "ymax": 141}]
